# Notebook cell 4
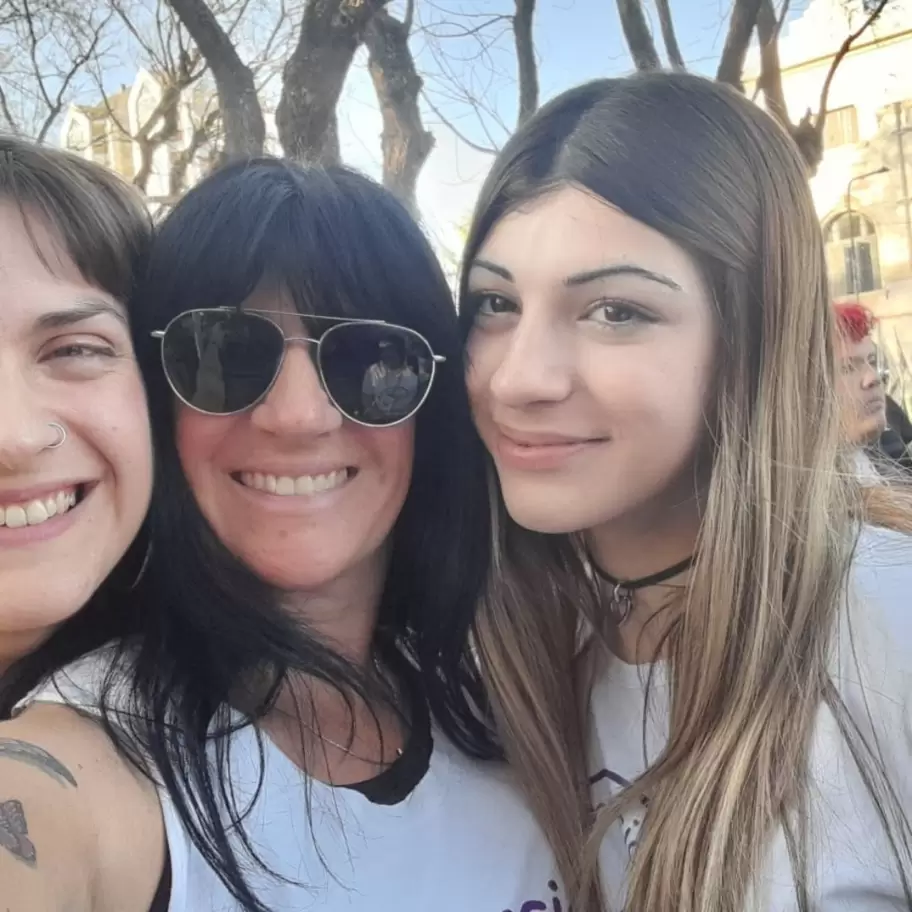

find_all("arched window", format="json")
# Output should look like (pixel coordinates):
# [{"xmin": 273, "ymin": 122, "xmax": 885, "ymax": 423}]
[{"xmin": 825, "ymin": 211, "xmax": 881, "ymax": 296}]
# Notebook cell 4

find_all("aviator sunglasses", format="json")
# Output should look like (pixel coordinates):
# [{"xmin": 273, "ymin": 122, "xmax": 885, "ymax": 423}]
[{"xmin": 152, "ymin": 308, "xmax": 445, "ymax": 427}]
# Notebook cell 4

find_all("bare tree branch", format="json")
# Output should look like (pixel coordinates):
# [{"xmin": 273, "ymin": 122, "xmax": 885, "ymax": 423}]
[
  {"xmin": 716, "ymin": 0, "xmax": 764, "ymax": 88},
  {"xmin": 166, "ymin": 0, "xmax": 265, "ymax": 158},
  {"xmin": 513, "ymin": 0, "xmax": 538, "ymax": 124},
  {"xmin": 814, "ymin": 0, "xmax": 889, "ymax": 127},
  {"xmin": 421, "ymin": 89, "xmax": 498, "ymax": 155},
  {"xmin": 654, "ymin": 0, "xmax": 685, "ymax": 70},
  {"xmin": 616, "ymin": 0, "xmax": 660, "ymax": 71}
]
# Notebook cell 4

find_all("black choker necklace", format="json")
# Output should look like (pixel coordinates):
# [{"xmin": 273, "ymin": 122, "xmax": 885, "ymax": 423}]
[{"xmin": 590, "ymin": 555, "xmax": 694, "ymax": 625}]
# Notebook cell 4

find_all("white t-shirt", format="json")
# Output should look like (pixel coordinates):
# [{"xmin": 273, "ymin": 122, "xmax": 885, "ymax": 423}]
[
  {"xmin": 19, "ymin": 653, "xmax": 563, "ymax": 912},
  {"xmin": 588, "ymin": 524, "xmax": 912, "ymax": 910}
]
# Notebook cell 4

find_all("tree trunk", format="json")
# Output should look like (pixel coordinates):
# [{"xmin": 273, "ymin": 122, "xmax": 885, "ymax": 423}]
[
  {"xmin": 133, "ymin": 84, "xmax": 182, "ymax": 192},
  {"xmin": 755, "ymin": 0, "xmax": 789, "ymax": 126},
  {"xmin": 615, "ymin": 0, "xmax": 660, "ymax": 71},
  {"xmin": 513, "ymin": 0, "xmax": 539, "ymax": 125},
  {"xmin": 716, "ymin": 0, "xmax": 764, "ymax": 89},
  {"xmin": 276, "ymin": 0, "xmax": 386, "ymax": 165},
  {"xmin": 165, "ymin": 0, "xmax": 265, "ymax": 159},
  {"xmin": 654, "ymin": 0, "xmax": 685, "ymax": 70},
  {"xmin": 365, "ymin": 5, "xmax": 433, "ymax": 216}
]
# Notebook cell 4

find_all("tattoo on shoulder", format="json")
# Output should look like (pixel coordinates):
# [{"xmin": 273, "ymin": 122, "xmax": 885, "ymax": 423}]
[
  {"xmin": 0, "ymin": 799, "xmax": 36, "ymax": 867},
  {"xmin": 0, "ymin": 740, "xmax": 77, "ymax": 868},
  {"xmin": 0, "ymin": 739, "xmax": 78, "ymax": 789}
]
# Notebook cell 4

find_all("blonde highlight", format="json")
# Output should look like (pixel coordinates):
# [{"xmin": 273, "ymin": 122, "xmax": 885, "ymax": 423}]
[{"xmin": 463, "ymin": 72, "xmax": 912, "ymax": 912}]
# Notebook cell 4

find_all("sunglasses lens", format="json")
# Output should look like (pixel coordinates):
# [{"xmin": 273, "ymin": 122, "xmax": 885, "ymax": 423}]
[
  {"xmin": 161, "ymin": 311, "xmax": 283, "ymax": 414},
  {"xmin": 320, "ymin": 323, "xmax": 435, "ymax": 425}
]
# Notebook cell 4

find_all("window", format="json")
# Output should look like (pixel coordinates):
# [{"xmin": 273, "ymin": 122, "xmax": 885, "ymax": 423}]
[
  {"xmin": 876, "ymin": 100, "xmax": 912, "ymax": 132},
  {"xmin": 823, "ymin": 106, "xmax": 859, "ymax": 149},
  {"xmin": 825, "ymin": 212, "xmax": 881, "ymax": 296}
]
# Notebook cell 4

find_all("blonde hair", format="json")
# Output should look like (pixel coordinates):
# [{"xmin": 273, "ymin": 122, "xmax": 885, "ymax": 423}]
[{"xmin": 461, "ymin": 72, "xmax": 912, "ymax": 911}]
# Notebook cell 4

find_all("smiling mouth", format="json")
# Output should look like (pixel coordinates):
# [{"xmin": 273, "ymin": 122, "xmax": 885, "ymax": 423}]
[
  {"xmin": 234, "ymin": 469, "xmax": 356, "ymax": 497},
  {"xmin": 0, "ymin": 484, "xmax": 90, "ymax": 529}
]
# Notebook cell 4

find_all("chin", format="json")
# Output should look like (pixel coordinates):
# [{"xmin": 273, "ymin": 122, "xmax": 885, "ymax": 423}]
[{"xmin": 500, "ymin": 491, "xmax": 614, "ymax": 536}]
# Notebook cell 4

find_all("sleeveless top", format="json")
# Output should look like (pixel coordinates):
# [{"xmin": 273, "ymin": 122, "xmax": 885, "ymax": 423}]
[{"xmin": 18, "ymin": 651, "xmax": 564, "ymax": 912}]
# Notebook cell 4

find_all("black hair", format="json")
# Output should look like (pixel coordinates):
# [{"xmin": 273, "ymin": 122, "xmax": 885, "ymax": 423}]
[
  {"xmin": 0, "ymin": 135, "xmax": 153, "ymax": 708},
  {"xmin": 107, "ymin": 160, "xmax": 494, "ymax": 910}
]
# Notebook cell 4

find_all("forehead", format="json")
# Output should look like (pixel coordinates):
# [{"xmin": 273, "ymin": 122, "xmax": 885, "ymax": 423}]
[
  {"xmin": 474, "ymin": 185, "xmax": 704, "ymax": 292},
  {"xmin": 839, "ymin": 334, "xmax": 876, "ymax": 361},
  {"xmin": 0, "ymin": 201, "xmax": 122, "ymax": 329}
]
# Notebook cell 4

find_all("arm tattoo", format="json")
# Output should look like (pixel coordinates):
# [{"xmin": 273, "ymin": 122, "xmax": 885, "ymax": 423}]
[{"xmin": 0, "ymin": 739, "xmax": 78, "ymax": 868}]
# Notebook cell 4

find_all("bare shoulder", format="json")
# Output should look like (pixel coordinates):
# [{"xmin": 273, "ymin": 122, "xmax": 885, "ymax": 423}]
[{"xmin": 0, "ymin": 702, "xmax": 165, "ymax": 912}]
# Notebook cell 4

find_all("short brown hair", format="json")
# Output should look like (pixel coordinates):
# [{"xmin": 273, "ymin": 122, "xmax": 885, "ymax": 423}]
[{"xmin": 0, "ymin": 135, "xmax": 151, "ymax": 303}]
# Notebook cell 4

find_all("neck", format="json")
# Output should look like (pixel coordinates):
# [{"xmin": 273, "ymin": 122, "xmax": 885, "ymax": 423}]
[
  {"xmin": 0, "ymin": 628, "xmax": 50, "ymax": 681},
  {"xmin": 282, "ymin": 551, "xmax": 388, "ymax": 669},
  {"xmin": 259, "ymin": 549, "xmax": 406, "ymax": 782},
  {"xmin": 588, "ymin": 492, "xmax": 701, "ymax": 582},
  {"xmin": 588, "ymin": 492, "xmax": 702, "ymax": 665}
]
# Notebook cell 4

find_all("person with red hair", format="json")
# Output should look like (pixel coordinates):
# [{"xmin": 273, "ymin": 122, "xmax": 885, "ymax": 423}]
[{"xmin": 834, "ymin": 303, "xmax": 887, "ymax": 452}]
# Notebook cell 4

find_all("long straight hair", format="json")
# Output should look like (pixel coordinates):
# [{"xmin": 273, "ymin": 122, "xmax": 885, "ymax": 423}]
[
  {"xmin": 0, "ymin": 136, "xmax": 152, "ymax": 706},
  {"xmin": 45, "ymin": 160, "xmax": 495, "ymax": 910},
  {"xmin": 459, "ymin": 73, "xmax": 912, "ymax": 911}
]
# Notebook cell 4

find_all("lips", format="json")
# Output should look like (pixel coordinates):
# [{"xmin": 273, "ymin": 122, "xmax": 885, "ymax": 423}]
[{"xmin": 492, "ymin": 428, "xmax": 607, "ymax": 471}]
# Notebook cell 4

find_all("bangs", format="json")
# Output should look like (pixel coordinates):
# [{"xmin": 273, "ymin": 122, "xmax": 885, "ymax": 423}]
[
  {"xmin": 0, "ymin": 137, "xmax": 151, "ymax": 303},
  {"xmin": 145, "ymin": 160, "xmax": 447, "ymax": 332}
]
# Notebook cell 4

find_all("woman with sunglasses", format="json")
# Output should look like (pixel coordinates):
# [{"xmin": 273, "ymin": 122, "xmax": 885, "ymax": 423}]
[{"xmin": 5, "ymin": 160, "xmax": 558, "ymax": 912}]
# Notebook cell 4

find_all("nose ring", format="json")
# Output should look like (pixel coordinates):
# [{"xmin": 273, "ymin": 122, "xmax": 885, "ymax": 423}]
[{"xmin": 45, "ymin": 422, "xmax": 67, "ymax": 450}]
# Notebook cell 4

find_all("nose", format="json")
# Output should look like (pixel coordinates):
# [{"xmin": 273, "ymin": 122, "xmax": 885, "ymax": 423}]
[
  {"xmin": 250, "ymin": 344, "xmax": 343, "ymax": 437},
  {"xmin": 861, "ymin": 363, "xmax": 882, "ymax": 390},
  {"xmin": 486, "ymin": 316, "xmax": 574, "ymax": 409},
  {"xmin": 0, "ymin": 364, "xmax": 59, "ymax": 471}
]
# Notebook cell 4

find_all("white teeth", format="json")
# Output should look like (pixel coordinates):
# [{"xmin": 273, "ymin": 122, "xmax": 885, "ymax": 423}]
[
  {"xmin": 26, "ymin": 501, "xmax": 49, "ymax": 525},
  {"xmin": 5, "ymin": 506, "xmax": 26, "ymax": 529},
  {"xmin": 240, "ymin": 470, "xmax": 348, "ymax": 497},
  {"xmin": 0, "ymin": 488, "xmax": 79, "ymax": 529},
  {"xmin": 275, "ymin": 476, "xmax": 295, "ymax": 496}
]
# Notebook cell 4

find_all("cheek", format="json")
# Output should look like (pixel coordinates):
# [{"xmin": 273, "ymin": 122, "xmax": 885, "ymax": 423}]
[
  {"xmin": 174, "ymin": 407, "xmax": 234, "ymax": 493},
  {"xmin": 66, "ymin": 372, "xmax": 154, "ymax": 506},
  {"xmin": 464, "ymin": 333, "xmax": 499, "ymax": 414},
  {"xmin": 358, "ymin": 423, "xmax": 415, "ymax": 502}
]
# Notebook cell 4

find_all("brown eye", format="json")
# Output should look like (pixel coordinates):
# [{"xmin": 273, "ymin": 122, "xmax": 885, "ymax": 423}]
[
  {"xmin": 474, "ymin": 293, "xmax": 517, "ymax": 316},
  {"xmin": 585, "ymin": 300, "xmax": 653, "ymax": 327}
]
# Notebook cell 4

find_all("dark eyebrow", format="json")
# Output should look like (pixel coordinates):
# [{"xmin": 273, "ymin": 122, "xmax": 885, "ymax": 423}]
[
  {"xmin": 470, "ymin": 259, "xmax": 514, "ymax": 282},
  {"xmin": 468, "ymin": 259, "xmax": 683, "ymax": 293},
  {"xmin": 565, "ymin": 265, "xmax": 683, "ymax": 291},
  {"xmin": 34, "ymin": 299, "xmax": 128, "ymax": 331}
]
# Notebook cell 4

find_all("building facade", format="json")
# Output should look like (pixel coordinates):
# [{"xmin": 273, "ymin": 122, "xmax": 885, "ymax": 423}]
[
  {"xmin": 60, "ymin": 69, "xmax": 218, "ymax": 208},
  {"xmin": 746, "ymin": 0, "xmax": 912, "ymax": 401}
]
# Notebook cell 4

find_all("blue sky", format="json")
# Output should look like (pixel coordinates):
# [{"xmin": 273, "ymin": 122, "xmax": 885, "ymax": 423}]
[
  {"xmin": 337, "ymin": 0, "xmax": 800, "ymax": 262},
  {"xmin": 83, "ymin": 0, "xmax": 812, "ymax": 258}
]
